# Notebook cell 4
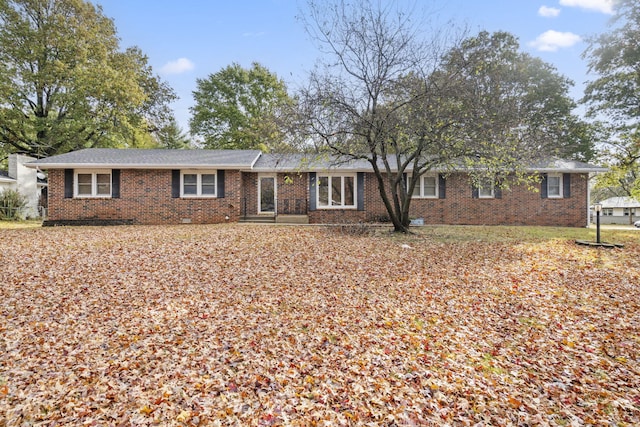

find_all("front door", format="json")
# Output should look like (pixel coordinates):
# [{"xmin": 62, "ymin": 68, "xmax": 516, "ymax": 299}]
[{"xmin": 258, "ymin": 175, "xmax": 276, "ymax": 214}]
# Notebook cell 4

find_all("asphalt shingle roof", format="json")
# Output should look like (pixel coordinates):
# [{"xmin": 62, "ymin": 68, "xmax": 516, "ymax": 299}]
[
  {"xmin": 253, "ymin": 153, "xmax": 606, "ymax": 173},
  {"xmin": 27, "ymin": 148, "xmax": 607, "ymax": 174},
  {"xmin": 252, "ymin": 153, "xmax": 374, "ymax": 172},
  {"xmin": 29, "ymin": 148, "xmax": 262, "ymax": 169},
  {"xmin": 528, "ymin": 158, "xmax": 607, "ymax": 173}
]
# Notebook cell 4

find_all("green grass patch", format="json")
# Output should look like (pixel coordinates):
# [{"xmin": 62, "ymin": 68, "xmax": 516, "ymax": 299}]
[
  {"xmin": 390, "ymin": 224, "xmax": 638, "ymax": 245},
  {"xmin": 0, "ymin": 219, "xmax": 42, "ymax": 229}
]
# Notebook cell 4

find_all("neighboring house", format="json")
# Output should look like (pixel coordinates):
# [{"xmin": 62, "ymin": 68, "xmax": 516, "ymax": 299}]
[
  {"xmin": 27, "ymin": 148, "xmax": 605, "ymax": 227},
  {"xmin": 1, "ymin": 154, "xmax": 47, "ymax": 218},
  {"xmin": 593, "ymin": 196, "xmax": 640, "ymax": 225},
  {"xmin": 0, "ymin": 170, "xmax": 16, "ymax": 190}
]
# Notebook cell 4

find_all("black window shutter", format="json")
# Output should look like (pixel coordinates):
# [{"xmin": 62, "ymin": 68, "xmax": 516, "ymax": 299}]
[
  {"xmin": 563, "ymin": 173, "xmax": 571, "ymax": 198},
  {"xmin": 495, "ymin": 186, "xmax": 502, "ymax": 199},
  {"xmin": 540, "ymin": 174, "xmax": 548, "ymax": 199},
  {"xmin": 111, "ymin": 169, "xmax": 120, "ymax": 199},
  {"xmin": 357, "ymin": 172, "xmax": 365, "ymax": 211},
  {"xmin": 309, "ymin": 172, "xmax": 316, "ymax": 211},
  {"xmin": 171, "ymin": 170, "xmax": 180, "ymax": 198},
  {"xmin": 217, "ymin": 170, "xmax": 225, "ymax": 198},
  {"xmin": 472, "ymin": 186, "xmax": 479, "ymax": 199},
  {"xmin": 64, "ymin": 169, "xmax": 73, "ymax": 198},
  {"xmin": 438, "ymin": 174, "xmax": 446, "ymax": 199}
]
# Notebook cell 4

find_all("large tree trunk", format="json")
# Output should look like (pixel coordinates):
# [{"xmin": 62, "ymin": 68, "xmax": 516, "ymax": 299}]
[
  {"xmin": 369, "ymin": 159, "xmax": 412, "ymax": 233},
  {"xmin": 378, "ymin": 178, "xmax": 411, "ymax": 233}
]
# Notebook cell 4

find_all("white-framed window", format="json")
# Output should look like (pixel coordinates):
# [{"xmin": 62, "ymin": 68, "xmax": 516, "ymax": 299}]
[
  {"xmin": 410, "ymin": 175, "xmax": 438, "ymax": 198},
  {"xmin": 547, "ymin": 174, "xmax": 562, "ymax": 198},
  {"xmin": 603, "ymin": 208, "xmax": 613, "ymax": 216},
  {"xmin": 623, "ymin": 208, "xmax": 636, "ymax": 216},
  {"xmin": 317, "ymin": 174, "xmax": 356, "ymax": 208},
  {"xmin": 478, "ymin": 182, "xmax": 494, "ymax": 199},
  {"xmin": 75, "ymin": 170, "xmax": 111, "ymax": 198},
  {"xmin": 181, "ymin": 170, "xmax": 217, "ymax": 197}
]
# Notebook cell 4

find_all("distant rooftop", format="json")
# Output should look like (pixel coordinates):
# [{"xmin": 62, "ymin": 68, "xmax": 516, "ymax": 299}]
[
  {"xmin": 0, "ymin": 170, "xmax": 15, "ymax": 182},
  {"xmin": 598, "ymin": 196, "xmax": 640, "ymax": 208}
]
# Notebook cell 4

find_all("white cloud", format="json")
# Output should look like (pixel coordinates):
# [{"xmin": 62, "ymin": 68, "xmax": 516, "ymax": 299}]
[
  {"xmin": 538, "ymin": 6, "xmax": 561, "ymax": 17},
  {"xmin": 160, "ymin": 58, "xmax": 195, "ymax": 75},
  {"xmin": 528, "ymin": 30, "xmax": 582, "ymax": 52},
  {"xmin": 559, "ymin": 0, "xmax": 614, "ymax": 14}
]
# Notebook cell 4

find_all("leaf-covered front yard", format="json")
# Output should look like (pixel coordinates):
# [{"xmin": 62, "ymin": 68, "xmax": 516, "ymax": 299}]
[{"xmin": 1, "ymin": 225, "xmax": 639, "ymax": 426}]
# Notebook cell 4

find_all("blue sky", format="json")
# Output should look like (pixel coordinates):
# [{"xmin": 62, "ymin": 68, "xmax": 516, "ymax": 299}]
[{"xmin": 92, "ymin": 0, "xmax": 615, "ymax": 133}]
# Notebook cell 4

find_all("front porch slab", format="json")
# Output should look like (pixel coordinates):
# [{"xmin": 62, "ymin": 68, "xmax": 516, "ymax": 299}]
[{"xmin": 275, "ymin": 215, "xmax": 309, "ymax": 224}]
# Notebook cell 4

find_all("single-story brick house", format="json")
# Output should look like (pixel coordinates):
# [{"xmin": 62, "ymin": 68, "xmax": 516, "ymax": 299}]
[{"xmin": 26, "ymin": 148, "xmax": 605, "ymax": 227}]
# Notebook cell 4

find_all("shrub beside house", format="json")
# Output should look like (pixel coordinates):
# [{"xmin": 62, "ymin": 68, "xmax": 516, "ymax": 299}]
[{"xmin": 27, "ymin": 148, "xmax": 606, "ymax": 227}]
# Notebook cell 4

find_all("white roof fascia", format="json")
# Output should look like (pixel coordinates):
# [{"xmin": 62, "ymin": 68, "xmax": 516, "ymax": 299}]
[{"xmin": 248, "ymin": 152, "xmax": 263, "ymax": 169}]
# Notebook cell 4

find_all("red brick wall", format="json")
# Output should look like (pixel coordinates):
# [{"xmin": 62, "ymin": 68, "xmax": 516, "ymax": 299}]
[
  {"xmin": 276, "ymin": 172, "xmax": 308, "ymax": 215},
  {"xmin": 306, "ymin": 172, "xmax": 588, "ymax": 227},
  {"xmin": 241, "ymin": 172, "xmax": 257, "ymax": 216},
  {"xmin": 47, "ymin": 169, "xmax": 241, "ymax": 225},
  {"xmin": 46, "ymin": 169, "xmax": 589, "ymax": 227},
  {"xmin": 406, "ymin": 173, "xmax": 589, "ymax": 227}
]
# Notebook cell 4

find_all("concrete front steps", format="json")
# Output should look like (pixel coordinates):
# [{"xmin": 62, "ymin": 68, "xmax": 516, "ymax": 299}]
[{"xmin": 239, "ymin": 215, "xmax": 309, "ymax": 224}]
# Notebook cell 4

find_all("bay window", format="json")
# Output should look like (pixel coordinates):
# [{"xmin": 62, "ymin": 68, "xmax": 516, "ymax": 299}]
[{"xmin": 318, "ymin": 174, "xmax": 356, "ymax": 208}]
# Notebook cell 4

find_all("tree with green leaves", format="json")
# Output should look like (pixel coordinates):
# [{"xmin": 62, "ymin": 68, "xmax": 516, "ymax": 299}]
[
  {"xmin": 155, "ymin": 118, "xmax": 192, "ymax": 149},
  {"xmin": 583, "ymin": 0, "xmax": 640, "ymax": 127},
  {"xmin": 298, "ymin": 0, "xmax": 588, "ymax": 232},
  {"xmin": 441, "ymin": 31, "xmax": 595, "ymax": 165},
  {"xmin": 190, "ymin": 62, "xmax": 293, "ymax": 151},
  {"xmin": 0, "ymin": 0, "xmax": 176, "ymax": 158},
  {"xmin": 592, "ymin": 131, "xmax": 640, "ymax": 203},
  {"xmin": 583, "ymin": 0, "xmax": 640, "ymax": 201}
]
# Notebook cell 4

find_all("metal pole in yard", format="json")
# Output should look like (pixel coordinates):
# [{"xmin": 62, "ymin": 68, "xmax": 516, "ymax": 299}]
[{"xmin": 595, "ymin": 203, "xmax": 602, "ymax": 244}]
